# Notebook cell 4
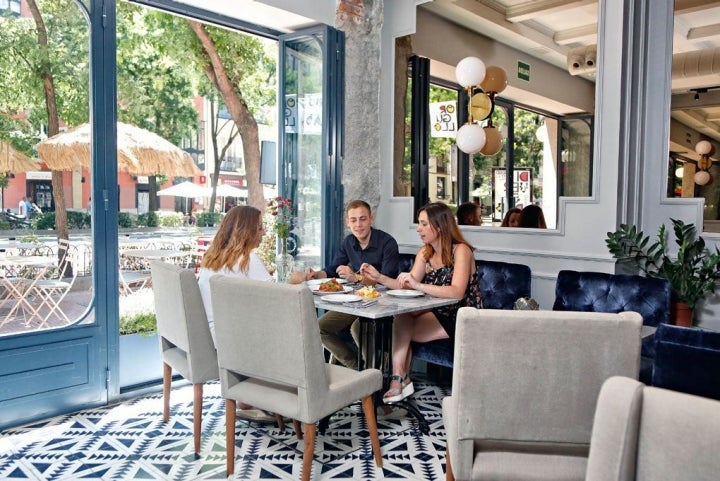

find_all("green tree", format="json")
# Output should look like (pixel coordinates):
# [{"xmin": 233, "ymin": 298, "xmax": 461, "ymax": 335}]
[{"xmin": 145, "ymin": 12, "xmax": 276, "ymax": 210}]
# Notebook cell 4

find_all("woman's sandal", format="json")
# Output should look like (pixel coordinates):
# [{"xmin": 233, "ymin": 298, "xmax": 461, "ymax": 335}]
[{"xmin": 383, "ymin": 374, "xmax": 415, "ymax": 404}]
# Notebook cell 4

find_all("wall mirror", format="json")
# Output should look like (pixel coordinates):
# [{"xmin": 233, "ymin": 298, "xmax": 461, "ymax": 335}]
[{"xmin": 666, "ymin": 3, "xmax": 720, "ymax": 233}]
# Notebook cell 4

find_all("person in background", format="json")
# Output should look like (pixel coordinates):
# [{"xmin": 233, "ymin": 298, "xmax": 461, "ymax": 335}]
[
  {"xmin": 500, "ymin": 207, "xmax": 522, "ymax": 227},
  {"xmin": 456, "ymin": 202, "xmax": 482, "ymax": 226},
  {"xmin": 519, "ymin": 204, "xmax": 547, "ymax": 228},
  {"xmin": 25, "ymin": 197, "xmax": 35, "ymax": 220},
  {"xmin": 17, "ymin": 197, "xmax": 27, "ymax": 218},
  {"xmin": 197, "ymin": 205, "xmax": 301, "ymax": 423},
  {"xmin": 360, "ymin": 202, "xmax": 482, "ymax": 404},
  {"xmin": 304, "ymin": 200, "xmax": 400, "ymax": 370}
]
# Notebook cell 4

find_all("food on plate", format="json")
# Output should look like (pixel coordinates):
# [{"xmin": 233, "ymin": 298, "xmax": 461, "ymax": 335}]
[
  {"xmin": 318, "ymin": 278, "xmax": 344, "ymax": 292},
  {"xmin": 357, "ymin": 286, "xmax": 381, "ymax": 298}
]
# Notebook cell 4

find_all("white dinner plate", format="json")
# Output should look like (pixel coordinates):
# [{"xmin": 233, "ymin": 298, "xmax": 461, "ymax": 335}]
[
  {"xmin": 312, "ymin": 285, "xmax": 354, "ymax": 295},
  {"xmin": 306, "ymin": 277, "xmax": 348, "ymax": 287},
  {"xmin": 320, "ymin": 294, "xmax": 363, "ymax": 303},
  {"xmin": 386, "ymin": 289, "xmax": 424, "ymax": 298}
]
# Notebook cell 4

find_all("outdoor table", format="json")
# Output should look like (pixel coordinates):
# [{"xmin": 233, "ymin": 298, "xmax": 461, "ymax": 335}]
[
  {"xmin": 121, "ymin": 249, "xmax": 190, "ymax": 269},
  {"xmin": 0, "ymin": 255, "xmax": 56, "ymax": 327}
]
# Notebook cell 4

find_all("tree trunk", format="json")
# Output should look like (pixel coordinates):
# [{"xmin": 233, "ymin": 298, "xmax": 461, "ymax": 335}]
[
  {"xmin": 27, "ymin": 0, "xmax": 69, "ymax": 246},
  {"xmin": 187, "ymin": 20, "xmax": 264, "ymax": 211}
]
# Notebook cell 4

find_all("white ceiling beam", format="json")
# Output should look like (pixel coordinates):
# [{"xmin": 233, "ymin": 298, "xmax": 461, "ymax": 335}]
[
  {"xmin": 554, "ymin": 24, "xmax": 597, "ymax": 45},
  {"xmin": 688, "ymin": 24, "xmax": 720, "ymax": 41},
  {"xmin": 505, "ymin": 0, "xmax": 596, "ymax": 23},
  {"xmin": 452, "ymin": 0, "xmax": 568, "ymax": 55}
]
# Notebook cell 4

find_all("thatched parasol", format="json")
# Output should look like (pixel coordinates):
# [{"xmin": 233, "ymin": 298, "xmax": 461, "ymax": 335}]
[
  {"xmin": 0, "ymin": 141, "xmax": 40, "ymax": 172},
  {"xmin": 36, "ymin": 122, "xmax": 200, "ymax": 176}
]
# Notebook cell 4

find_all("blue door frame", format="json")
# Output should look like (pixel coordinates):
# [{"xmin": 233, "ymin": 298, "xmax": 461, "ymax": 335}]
[{"xmin": 0, "ymin": 0, "xmax": 118, "ymax": 429}]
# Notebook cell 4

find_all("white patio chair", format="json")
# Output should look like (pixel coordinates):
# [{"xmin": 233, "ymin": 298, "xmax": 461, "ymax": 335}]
[{"xmin": 27, "ymin": 239, "xmax": 78, "ymax": 326}]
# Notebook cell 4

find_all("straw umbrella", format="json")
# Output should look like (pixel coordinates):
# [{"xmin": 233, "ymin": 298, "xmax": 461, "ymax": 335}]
[
  {"xmin": 36, "ymin": 122, "xmax": 199, "ymax": 176},
  {"xmin": 0, "ymin": 141, "xmax": 40, "ymax": 173}
]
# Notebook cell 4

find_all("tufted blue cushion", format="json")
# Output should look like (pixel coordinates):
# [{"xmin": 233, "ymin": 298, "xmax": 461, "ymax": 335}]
[
  {"xmin": 652, "ymin": 323, "xmax": 720, "ymax": 400},
  {"xmin": 407, "ymin": 256, "xmax": 532, "ymax": 368},
  {"xmin": 553, "ymin": 270, "xmax": 671, "ymax": 383}
]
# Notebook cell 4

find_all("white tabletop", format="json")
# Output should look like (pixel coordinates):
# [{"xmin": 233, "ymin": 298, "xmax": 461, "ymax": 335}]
[{"xmin": 312, "ymin": 289, "xmax": 458, "ymax": 319}]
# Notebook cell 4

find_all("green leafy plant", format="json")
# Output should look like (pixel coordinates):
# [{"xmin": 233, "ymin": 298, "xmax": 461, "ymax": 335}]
[
  {"xmin": 606, "ymin": 219, "xmax": 720, "ymax": 308},
  {"xmin": 119, "ymin": 288, "xmax": 156, "ymax": 336}
]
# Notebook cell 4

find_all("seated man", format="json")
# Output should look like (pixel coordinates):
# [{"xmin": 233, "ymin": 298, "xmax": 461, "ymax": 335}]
[{"xmin": 306, "ymin": 200, "xmax": 399, "ymax": 369}]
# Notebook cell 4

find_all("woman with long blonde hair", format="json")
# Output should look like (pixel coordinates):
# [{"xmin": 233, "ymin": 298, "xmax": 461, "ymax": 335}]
[{"xmin": 197, "ymin": 205, "xmax": 276, "ymax": 424}]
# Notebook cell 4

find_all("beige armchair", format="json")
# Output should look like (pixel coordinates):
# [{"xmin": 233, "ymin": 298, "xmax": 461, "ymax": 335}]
[
  {"xmin": 209, "ymin": 276, "xmax": 383, "ymax": 480},
  {"xmin": 443, "ymin": 308, "xmax": 642, "ymax": 481},
  {"xmin": 586, "ymin": 376, "xmax": 720, "ymax": 481},
  {"xmin": 150, "ymin": 260, "xmax": 218, "ymax": 455}
]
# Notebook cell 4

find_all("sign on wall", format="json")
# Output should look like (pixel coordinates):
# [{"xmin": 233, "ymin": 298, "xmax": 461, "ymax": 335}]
[{"xmin": 492, "ymin": 167, "xmax": 532, "ymax": 221}]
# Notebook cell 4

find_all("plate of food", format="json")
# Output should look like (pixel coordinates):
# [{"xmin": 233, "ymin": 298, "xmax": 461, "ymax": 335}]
[
  {"xmin": 320, "ymin": 294, "xmax": 363, "ymax": 304},
  {"xmin": 311, "ymin": 278, "xmax": 353, "ymax": 294},
  {"xmin": 306, "ymin": 277, "xmax": 348, "ymax": 287},
  {"xmin": 386, "ymin": 289, "xmax": 424, "ymax": 298},
  {"xmin": 356, "ymin": 286, "xmax": 381, "ymax": 299}
]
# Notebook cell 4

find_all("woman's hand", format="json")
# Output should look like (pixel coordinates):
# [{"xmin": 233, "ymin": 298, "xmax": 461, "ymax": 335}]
[
  {"xmin": 359, "ymin": 263, "xmax": 380, "ymax": 282},
  {"xmin": 397, "ymin": 272, "xmax": 420, "ymax": 290}
]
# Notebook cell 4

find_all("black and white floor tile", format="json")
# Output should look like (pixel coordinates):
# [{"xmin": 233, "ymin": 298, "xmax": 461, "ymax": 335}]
[{"xmin": 0, "ymin": 380, "xmax": 451, "ymax": 480}]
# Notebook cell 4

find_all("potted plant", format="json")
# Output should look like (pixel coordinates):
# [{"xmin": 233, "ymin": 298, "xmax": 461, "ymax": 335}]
[{"xmin": 606, "ymin": 219, "xmax": 720, "ymax": 326}]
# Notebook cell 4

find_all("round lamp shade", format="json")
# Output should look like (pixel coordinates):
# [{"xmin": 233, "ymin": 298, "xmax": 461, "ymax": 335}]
[
  {"xmin": 456, "ymin": 123, "xmax": 486, "ymax": 154},
  {"xmin": 480, "ymin": 125, "xmax": 503, "ymax": 155},
  {"xmin": 455, "ymin": 57, "xmax": 486, "ymax": 88},
  {"xmin": 694, "ymin": 170, "xmax": 712, "ymax": 186},
  {"xmin": 480, "ymin": 66, "xmax": 508, "ymax": 94},
  {"xmin": 470, "ymin": 92, "xmax": 493, "ymax": 121},
  {"xmin": 695, "ymin": 140, "xmax": 714, "ymax": 156}
]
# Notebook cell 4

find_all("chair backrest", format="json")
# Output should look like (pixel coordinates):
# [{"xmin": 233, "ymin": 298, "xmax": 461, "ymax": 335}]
[
  {"xmin": 553, "ymin": 270, "xmax": 670, "ymax": 327},
  {"xmin": 651, "ymin": 323, "xmax": 720, "ymax": 401},
  {"xmin": 586, "ymin": 376, "xmax": 720, "ymax": 481},
  {"xmin": 150, "ymin": 260, "xmax": 217, "ymax": 383},
  {"xmin": 209, "ymin": 276, "xmax": 328, "ymax": 418},
  {"xmin": 476, "ymin": 259, "xmax": 531, "ymax": 309},
  {"xmin": 453, "ymin": 308, "xmax": 642, "ymax": 450}
]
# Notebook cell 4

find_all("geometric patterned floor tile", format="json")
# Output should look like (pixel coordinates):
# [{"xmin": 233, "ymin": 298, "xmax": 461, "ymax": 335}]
[{"xmin": 0, "ymin": 379, "xmax": 449, "ymax": 480}]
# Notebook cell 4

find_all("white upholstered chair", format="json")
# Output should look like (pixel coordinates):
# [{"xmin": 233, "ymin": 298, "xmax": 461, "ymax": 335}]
[
  {"xmin": 443, "ymin": 308, "xmax": 642, "ymax": 481},
  {"xmin": 209, "ymin": 276, "xmax": 383, "ymax": 480},
  {"xmin": 586, "ymin": 376, "xmax": 720, "ymax": 481},
  {"xmin": 150, "ymin": 260, "xmax": 218, "ymax": 455}
]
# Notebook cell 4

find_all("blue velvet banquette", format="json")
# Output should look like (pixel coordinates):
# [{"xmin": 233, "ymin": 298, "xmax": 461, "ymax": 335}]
[
  {"xmin": 397, "ymin": 253, "xmax": 532, "ymax": 370},
  {"xmin": 552, "ymin": 270, "xmax": 671, "ymax": 383}
]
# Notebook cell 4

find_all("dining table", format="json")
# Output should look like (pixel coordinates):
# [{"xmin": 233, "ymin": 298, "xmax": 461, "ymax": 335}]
[{"xmin": 312, "ymin": 283, "xmax": 457, "ymax": 433}]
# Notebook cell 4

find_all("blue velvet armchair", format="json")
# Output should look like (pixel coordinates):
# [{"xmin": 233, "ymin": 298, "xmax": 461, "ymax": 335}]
[
  {"xmin": 553, "ymin": 270, "xmax": 671, "ymax": 383},
  {"xmin": 652, "ymin": 323, "xmax": 720, "ymax": 400},
  {"xmin": 411, "ymin": 257, "xmax": 532, "ymax": 369}
]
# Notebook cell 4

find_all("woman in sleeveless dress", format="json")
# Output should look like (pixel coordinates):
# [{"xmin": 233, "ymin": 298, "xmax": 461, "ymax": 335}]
[{"xmin": 360, "ymin": 202, "xmax": 482, "ymax": 403}]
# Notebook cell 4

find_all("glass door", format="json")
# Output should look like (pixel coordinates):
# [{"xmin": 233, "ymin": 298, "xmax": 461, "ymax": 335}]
[
  {"xmin": 0, "ymin": 0, "xmax": 113, "ymax": 429},
  {"xmin": 278, "ymin": 26, "xmax": 344, "ymax": 267}
]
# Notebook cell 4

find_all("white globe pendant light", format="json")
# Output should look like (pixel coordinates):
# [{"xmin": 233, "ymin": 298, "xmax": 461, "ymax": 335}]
[
  {"xmin": 455, "ymin": 57, "xmax": 486, "ymax": 88},
  {"xmin": 456, "ymin": 123, "xmax": 486, "ymax": 154}
]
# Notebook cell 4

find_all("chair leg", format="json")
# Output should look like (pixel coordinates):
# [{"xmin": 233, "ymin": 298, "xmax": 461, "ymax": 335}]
[
  {"xmin": 162, "ymin": 363, "xmax": 171, "ymax": 423},
  {"xmin": 446, "ymin": 442, "xmax": 455, "ymax": 481},
  {"xmin": 275, "ymin": 413, "xmax": 285, "ymax": 432},
  {"xmin": 293, "ymin": 419, "xmax": 303, "ymax": 440},
  {"xmin": 193, "ymin": 384, "xmax": 203, "ymax": 454},
  {"xmin": 226, "ymin": 399, "xmax": 236, "ymax": 476},
  {"xmin": 301, "ymin": 422, "xmax": 316, "ymax": 481},
  {"xmin": 361, "ymin": 396, "xmax": 383, "ymax": 467}
]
